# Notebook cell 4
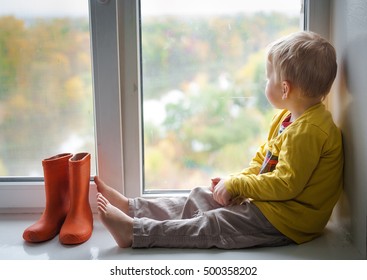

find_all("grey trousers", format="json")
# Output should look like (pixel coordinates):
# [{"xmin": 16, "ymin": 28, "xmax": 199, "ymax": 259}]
[{"xmin": 129, "ymin": 187, "xmax": 294, "ymax": 249}]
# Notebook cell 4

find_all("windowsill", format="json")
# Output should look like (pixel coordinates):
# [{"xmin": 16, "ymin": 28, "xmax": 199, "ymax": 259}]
[{"xmin": 0, "ymin": 213, "xmax": 363, "ymax": 260}]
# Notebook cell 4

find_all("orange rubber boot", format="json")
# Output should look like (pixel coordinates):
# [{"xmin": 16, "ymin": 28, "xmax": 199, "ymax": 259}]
[
  {"xmin": 59, "ymin": 152, "xmax": 93, "ymax": 245},
  {"xmin": 23, "ymin": 153, "xmax": 73, "ymax": 243}
]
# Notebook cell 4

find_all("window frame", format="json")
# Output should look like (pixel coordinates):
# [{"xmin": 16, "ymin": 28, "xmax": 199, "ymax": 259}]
[{"xmin": 0, "ymin": 0, "xmax": 331, "ymax": 212}]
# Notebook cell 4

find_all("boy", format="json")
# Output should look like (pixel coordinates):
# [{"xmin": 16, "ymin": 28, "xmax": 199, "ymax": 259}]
[{"xmin": 95, "ymin": 31, "xmax": 343, "ymax": 248}]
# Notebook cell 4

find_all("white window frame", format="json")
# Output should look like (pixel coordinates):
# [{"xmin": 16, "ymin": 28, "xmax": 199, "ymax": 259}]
[
  {"xmin": 116, "ymin": 0, "xmax": 143, "ymax": 199},
  {"xmin": 0, "ymin": 0, "xmax": 330, "ymax": 212}
]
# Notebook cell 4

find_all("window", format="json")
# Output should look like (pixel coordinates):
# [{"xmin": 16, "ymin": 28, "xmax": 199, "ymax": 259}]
[
  {"xmin": 0, "ymin": 0, "xmax": 124, "ymax": 210},
  {"xmin": 139, "ymin": 0, "xmax": 302, "ymax": 192},
  {"xmin": 0, "ymin": 0, "xmax": 95, "ymax": 177}
]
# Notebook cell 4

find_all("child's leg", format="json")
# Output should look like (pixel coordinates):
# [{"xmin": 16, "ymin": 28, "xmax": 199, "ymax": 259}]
[
  {"xmin": 133, "ymin": 186, "xmax": 223, "ymax": 220},
  {"xmin": 133, "ymin": 202, "xmax": 293, "ymax": 249},
  {"xmin": 97, "ymin": 193, "xmax": 133, "ymax": 248},
  {"xmin": 95, "ymin": 176, "xmax": 218, "ymax": 221},
  {"xmin": 97, "ymin": 188, "xmax": 293, "ymax": 249},
  {"xmin": 96, "ymin": 186, "xmax": 230, "ymax": 248},
  {"xmin": 94, "ymin": 176, "xmax": 129, "ymax": 214},
  {"xmin": 131, "ymin": 187, "xmax": 223, "ymax": 221}
]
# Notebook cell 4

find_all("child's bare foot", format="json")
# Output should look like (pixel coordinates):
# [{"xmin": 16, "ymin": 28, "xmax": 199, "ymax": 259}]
[
  {"xmin": 94, "ymin": 176, "xmax": 129, "ymax": 214},
  {"xmin": 97, "ymin": 193, "xmax": 133, "ymax": 248}
]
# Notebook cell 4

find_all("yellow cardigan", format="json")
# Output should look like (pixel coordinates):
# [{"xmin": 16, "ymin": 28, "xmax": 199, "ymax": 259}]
[{"xmin": 226, "ymin": 103, "xmax": 343, "ymax": 244}]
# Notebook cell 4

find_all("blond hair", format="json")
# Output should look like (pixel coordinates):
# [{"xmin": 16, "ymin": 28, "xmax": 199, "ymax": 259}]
[{"xmin": 267, "ymin": 31, "xmax": 337, "ymax": 99}]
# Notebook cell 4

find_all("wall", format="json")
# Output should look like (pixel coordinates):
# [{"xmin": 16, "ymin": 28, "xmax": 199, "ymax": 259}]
[{"xmin": 329, "ymin": 0, "xmax": 367, "ymax": 258}]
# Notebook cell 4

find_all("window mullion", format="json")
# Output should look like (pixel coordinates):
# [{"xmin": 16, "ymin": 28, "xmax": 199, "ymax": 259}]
[
  {"xmin": 117, "ymin": 0, "xmax": 143, "ymax": 198},
  {"xmin": 90, "ymin": 0, "xmax": 125, "ymax": 194}
]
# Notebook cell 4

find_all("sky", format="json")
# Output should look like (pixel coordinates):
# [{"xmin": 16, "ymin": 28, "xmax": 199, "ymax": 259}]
[
  {"xmin": 141, "ymin": 0, "xmax": 301, "ymax": 16},
  {"xmin": 0, "ymin": 0, "xmax": 301, "ymax": 18},
  {"xmin": 0, "ymin": 0, "xmax": 89, "ymax": 17}
]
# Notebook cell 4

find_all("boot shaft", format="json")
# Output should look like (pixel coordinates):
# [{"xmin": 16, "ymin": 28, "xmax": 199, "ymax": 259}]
[
  {"xmin": 42, "ymin": 153, "xmax": 73, "ymax": 208},
  {"xmin": 68, "ymin": 153, "xmax": 91, "ymax": 207}
]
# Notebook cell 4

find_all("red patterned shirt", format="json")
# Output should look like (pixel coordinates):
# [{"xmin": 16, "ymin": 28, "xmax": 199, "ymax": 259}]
[{"xmin": 259, "ymin": 114, "xmax": 292, "ymax": 174}]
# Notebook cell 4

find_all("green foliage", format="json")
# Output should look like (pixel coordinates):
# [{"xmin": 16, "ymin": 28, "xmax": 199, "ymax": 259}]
[
  {"xmin": 0, "ymin": 16, "xmax": 26, "ymax": 100},
  {"xmin": 141, "ymin": 13, "xmax": 298, "ymax": 99}
]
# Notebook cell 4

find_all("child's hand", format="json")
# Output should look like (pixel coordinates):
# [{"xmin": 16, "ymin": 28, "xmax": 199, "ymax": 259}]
[
  {"xmin": 212, "ymin": 178, "xmax": 232, "ymax": 206},
  {"xmin": 210, "ymin": 177, "xmax": 221, "ymax": 192}
]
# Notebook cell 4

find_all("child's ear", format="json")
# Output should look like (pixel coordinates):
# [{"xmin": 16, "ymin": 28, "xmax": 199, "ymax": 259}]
[{"xmin": 281, "ymin": 81, "xmax": 290, "ymax": 99}]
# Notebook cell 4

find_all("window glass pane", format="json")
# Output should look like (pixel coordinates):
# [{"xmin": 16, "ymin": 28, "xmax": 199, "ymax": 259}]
[
  {"xmin": 0, "ymin": 0, "xmax": 95, "ymax": 177},
  {"xmin": 141, "ymin": 0, "xmax": 301, "ymax": 191}
]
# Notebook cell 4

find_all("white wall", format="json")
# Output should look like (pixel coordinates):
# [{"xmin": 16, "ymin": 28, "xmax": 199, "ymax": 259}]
[{"xmin": 329, "ymin": 0, "xmax": 367, "ymax": 258}]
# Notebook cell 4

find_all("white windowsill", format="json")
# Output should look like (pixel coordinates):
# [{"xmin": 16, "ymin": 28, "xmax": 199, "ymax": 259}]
[
  {"xmin": 0, "ymin": 214, "xmax": 363, "ymax": 260},
  {"xmin": 0, "ymin": 182, "xmax": 99, "ymax": 213}
]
